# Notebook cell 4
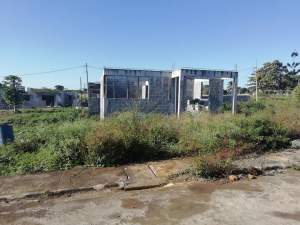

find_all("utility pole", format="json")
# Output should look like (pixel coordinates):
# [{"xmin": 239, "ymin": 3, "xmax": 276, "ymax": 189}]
[
  {"xmin": 80, "ymin": 77, "xmax": 82, "ymax": 108},
  {"xmin": 85, "ymin": 63, "xmax": 89, "ymax": 105},
  {"xmin": 232, "ymin": 64, "xmax": 238, "ymax": 115},
  {"xmin": 255, "ymin": 61, "xmax": 258, "ymax": 102}
]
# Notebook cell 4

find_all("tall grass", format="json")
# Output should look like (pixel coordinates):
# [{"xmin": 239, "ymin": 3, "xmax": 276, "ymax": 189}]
[
  {"xmin": 0, "ymin": 98, "xmax": 298, "ymax": 176},
  {"xmin": 0, "ymin": 108, "xmax": 88, "ymax": 128}
]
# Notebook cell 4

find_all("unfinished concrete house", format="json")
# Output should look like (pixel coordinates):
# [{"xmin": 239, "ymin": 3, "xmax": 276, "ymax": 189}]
[
  {"xmin": 22, "ymin": 88, "xmax": 78, "ymax": 108},
  {"xmin": 89, "ymin": 67, "xmax": 247, "ymax": 118}
]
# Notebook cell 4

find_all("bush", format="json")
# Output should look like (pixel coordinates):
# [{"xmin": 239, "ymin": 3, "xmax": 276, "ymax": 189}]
[
  {"xmin": 220, "ymin": 103, "xmax": 232, "ymax": 112},
  {"xmin": 14, "ymin": 148, "xmax": 60, "ymax": 174},
  {"xmin": 85, "ymin": 112, "xmax": 179, "ymax": 166},
  {"xmin": 292, "ymin": 85, "xmax": 300, "ymax": 102},
  {"xmin": 45, "ymin": 121, "xmax": 92, "ymax": 169},
  {"xmin": 264, "ymin": 98, "xmax": 300, "ymax": 138},
  {"xmin": 0, "ymin": 119, "xmax": 93, "ymax": 175},
  {"xmin": 231, "ymin": 116, "xmax": 290, "ymax": 154},
  {"xmin": 193, "ymin": 152, "xmax": 235, "ymax": 178},
  {"xmin": 238, "ymin": 100, "xmax": 266, "ymax": 116},
  {"xmin": 179, "ymin": 112, "xmax": 290, "ymax": 159}
]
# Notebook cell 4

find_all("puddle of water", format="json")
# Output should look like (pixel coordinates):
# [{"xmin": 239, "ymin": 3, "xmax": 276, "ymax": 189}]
[{"xmin": 272, "ymin": 211, "xmax": 300, "ymax": 222}]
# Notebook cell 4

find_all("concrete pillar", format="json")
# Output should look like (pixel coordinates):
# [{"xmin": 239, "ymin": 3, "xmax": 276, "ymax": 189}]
[
  {"xmin": 193, "ymin": 79, "xmax": 202, "ymax": 99},
  {"xmin": 209, "ymin": 79, "xmax": 224, "ymax": 112},
  {"xmin": 177, "ymin": 75, "xmax": 186, "ymax": 117},
  {"xmin": 177, "ymin": 75, "xmax": 182, "ymax": 118},
  {"xmin": 232, "ymin": 74, "xmax": 238, "ymax": 115},
  {"xmin": 100, "ymin": 75, "xmax": 106, "ymax": 119}
]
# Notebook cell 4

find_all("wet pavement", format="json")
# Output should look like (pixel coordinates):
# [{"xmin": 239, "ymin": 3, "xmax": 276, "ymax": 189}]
[{"xmin": 0, "ymin": 170, "xmax": 299, "ymax": 225}]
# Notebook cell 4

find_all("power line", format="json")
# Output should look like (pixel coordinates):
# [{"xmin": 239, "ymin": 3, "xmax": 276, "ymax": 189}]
[
  {"xmin": 0, "ymin": 65, "xmax": 85, "ymax": 78},
  {"xmin": 88, "ymin": 65, "xmax": 103, "ymax": 70},
  {"xmin": 22, "ymin": 65, "xmax": 84, "ymax": 76}
]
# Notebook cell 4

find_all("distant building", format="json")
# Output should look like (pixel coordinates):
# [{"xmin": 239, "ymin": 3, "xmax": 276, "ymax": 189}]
[
  {"xmin": 0, "ymin": 88, "xmax": 79, "ymax": 109},
  {"xmin": 23, "ymin": 88, "xmax": 78, "ymax": 108}
]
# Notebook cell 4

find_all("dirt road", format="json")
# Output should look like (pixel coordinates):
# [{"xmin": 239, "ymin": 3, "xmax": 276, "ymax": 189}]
[{"xmin": 1, "ymin": 170, "xmax": 299, "ymax": 225}]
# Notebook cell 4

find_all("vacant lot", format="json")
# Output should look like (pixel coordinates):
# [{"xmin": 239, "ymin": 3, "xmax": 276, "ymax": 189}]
[{"xmin": 0, "ymin": 97, "xmax": 299, "ymax": 176}]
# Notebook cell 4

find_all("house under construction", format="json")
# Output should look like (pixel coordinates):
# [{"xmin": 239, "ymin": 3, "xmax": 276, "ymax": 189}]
[{"xmin": 88, "ymin": 67, "xmax": 247, "ymax": 118}]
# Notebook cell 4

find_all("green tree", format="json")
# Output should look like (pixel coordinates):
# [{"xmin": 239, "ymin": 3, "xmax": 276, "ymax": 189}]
[
  {"xmin": 255, "ymin": 60, "xmax": 290, "ymax": 91},
  {"xmin": 284, "ymin": 51, "xmax": 300, "ymax": 88},
  {"xmin": 1, "ymin": 75, "xmax": 24, "ymax": 112},
  {"xmin": 247, "ymin": 71, "xmax": 256, "ymax": 94}
]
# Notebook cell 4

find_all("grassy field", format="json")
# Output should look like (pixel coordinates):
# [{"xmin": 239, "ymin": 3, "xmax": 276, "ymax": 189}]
[{"xmin": 0, "ymin": 97, "xmax": 299, "ymax": 176}]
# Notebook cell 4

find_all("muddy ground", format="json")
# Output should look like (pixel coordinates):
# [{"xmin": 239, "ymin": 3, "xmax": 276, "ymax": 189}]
[{"xmin": 0, "ymin": 170, "xmax": 299, "ymax": 225}]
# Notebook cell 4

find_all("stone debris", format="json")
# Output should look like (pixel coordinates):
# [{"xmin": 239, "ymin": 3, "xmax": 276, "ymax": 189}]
[
  {"xmin": 291, "ymin": 139, "xmax": 300, "ymax": 149},
  {"xmin": 228, "ymin": 175, "xmax": 238, "ymax": 182},
  {"xmin": 248, "ymin": 174, "xmax": 256, "ymax": 179}
]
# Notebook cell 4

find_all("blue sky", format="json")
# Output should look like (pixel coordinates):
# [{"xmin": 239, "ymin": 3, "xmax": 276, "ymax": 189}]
[{"xmin": 0, "ymin": 0, "xmax": 299, "ymax": 89}]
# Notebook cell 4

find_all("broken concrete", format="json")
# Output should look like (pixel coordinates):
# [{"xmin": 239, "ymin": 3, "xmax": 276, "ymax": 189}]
[
  {"xmin": 0, "ymin": 158, "xmax": 193, "ymax": 202},
  {"xmin": 0, "ymin": 166, "xmax": 126, "ymax": 201},
  {"xmin": 233, "ymin": 148, "xmax": 300, "ymax": 172},
  {"xmin": 123, "ymin": 164, "xmax": 167, "ymax": 191},
  {"xmin": 292, "ymin": 139, "xmax": 300, "ymax": 149},
  {"xmin": 0, "ymin": 149, "xmax": 299, "ymax": 203}
]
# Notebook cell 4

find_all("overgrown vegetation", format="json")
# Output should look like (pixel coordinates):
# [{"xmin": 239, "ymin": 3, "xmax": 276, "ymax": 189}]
[
  {"xmin": 0, "ymin": 108, "xmax": 88, "ymax": 127},
  {"xmin": 193, "ymin": 151, "xmax": 235, "ymax": 179},
  {"xmin": 0, "ymin": 97, "xmax": 299, "ymax": 177}
]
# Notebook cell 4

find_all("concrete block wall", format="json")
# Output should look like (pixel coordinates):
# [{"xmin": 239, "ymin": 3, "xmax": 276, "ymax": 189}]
[
  {"xmin": 100, "ymin": 68, "xmax": 174, "ymax": 117},
  {"xmin": 104, "ymin": 98, "xmax": 175, "ymax": 116},
  {"xmin": 88, "ymin": 82, "xmax": 101, "ymax": 115},
  {"xmin": 208, "ymin": 79, "xmax": 224, "ymax": 112}
]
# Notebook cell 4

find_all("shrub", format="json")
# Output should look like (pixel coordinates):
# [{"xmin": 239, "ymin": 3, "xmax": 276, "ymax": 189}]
[
  {"xmin": 85, "ymin": 112, "xmax": 179, "ymax": 166},
  {"xmin": 238, "ymin": 100, "xmax": 266, "ymax": 116},
  {"xmin": 0, "ymin": 145, "xmax": 17, "ymax": 175},
  {"xmin": 142, "ymin": 114, "xmax": 179, "ymax": 154},
  {"xmin": 12, "ymin": 126, "xmax": 51, "ymax": 153},
  {"xmin": 292, "ymin": 85, "xmax": 300, "ymax": 102},
  {"xmin": 231, "ymin": 116, "xmax": 290, "ymax": 154},
  {"xmin": 14, "ymin": 148, "xmax": 60, "ymax": 174},
  {"xmin": 220, "ymin": 103, "xmax": 232, "ymax": 112},
  {"xmin": 193, "ymin": 152, "xmax": 235, "ymax": 178},
  {"xmin": 0, "ymin": 119, "xmax": 93, "ymax": 175},
  {"xmin": 46, "ymin": 121, "xmax": 92, "ymax": 169},
  {"xmin": 178, "ymin": 111, "xmax": 290, "ymax": 159},
  {"xmin": 177, "ymin": 113, "xmax": 238, "ymax": 155}
]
